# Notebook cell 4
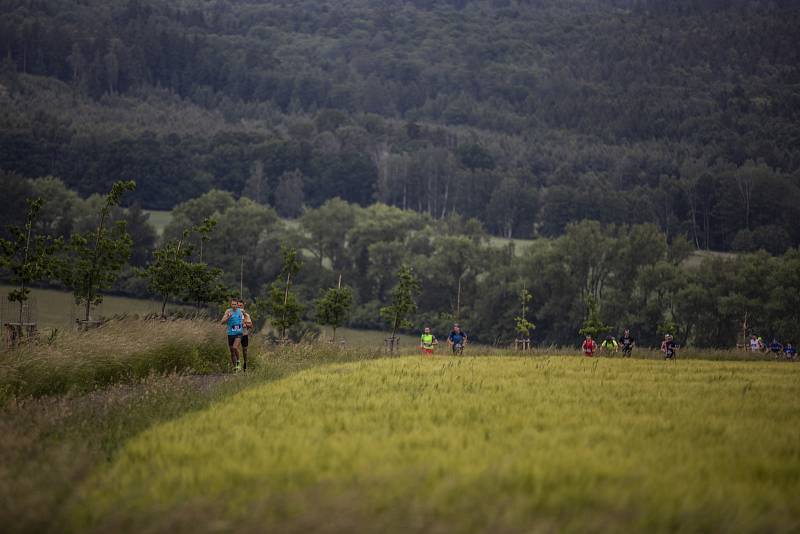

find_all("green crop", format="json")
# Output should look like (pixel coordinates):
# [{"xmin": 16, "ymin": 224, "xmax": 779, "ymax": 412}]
[{"xmin": 74, "ymin": 356, "xmax": 800, "ymax": 533}]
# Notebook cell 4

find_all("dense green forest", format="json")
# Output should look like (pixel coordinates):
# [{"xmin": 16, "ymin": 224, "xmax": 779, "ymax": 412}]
[
  {"xmin": 2, "ymin": 0, "xmax": 800, "ymax": 252},
  {"xmin": 3, "ymin": 178, "xmax": 800, "ymax": 348}
]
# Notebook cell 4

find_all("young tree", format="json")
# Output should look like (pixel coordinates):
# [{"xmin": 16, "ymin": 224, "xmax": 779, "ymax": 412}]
[
  {"xmin": 380, "ymin": 265, "xmax": 422, "ymax": 352},
  {"xmin": 62, "ymin": 180, "xmax": 136, "ymax": 325},
  {"xmin": 315, "ymin": 277, "xmax": 353, "ymax": 341},
  {"xmin": 514, "ymin": 287, "xmax": 536, "ymax": 340},
  {"xmin": 579, "ymin": 295, "xmax": 611, "ymax": 340},
  {"xmin": 0, "ymin": 198, "xmax": 62, "ymax": 326},
  {"xmin": 262, "ymin": 246, "xmax": 304, "ymax": 340},
  {"xmin": 139, "ymin": 229, "xmax": 192, "ymax": 318},
  {"xmin": 184, "ymin": 217, "xmax": 228, "ymax": 309},
  {"xmin": 183, "ymin": 261, "xmax": 228, "ymax": 310}
]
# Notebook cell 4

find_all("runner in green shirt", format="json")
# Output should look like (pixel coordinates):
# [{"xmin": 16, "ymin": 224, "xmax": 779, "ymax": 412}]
[{"xmin": 419, "ymin": 327, "xmax": 438, "ymax": 356}]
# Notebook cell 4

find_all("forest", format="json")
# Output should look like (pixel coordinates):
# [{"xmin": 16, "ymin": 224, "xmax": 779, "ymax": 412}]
[
  {"xmin": 3, "ymin": 177, "xmax": 799, "ymax": 348},
  {"xmin": 1, "ymin": 0, "xmax": 800, "ymax": 252}
]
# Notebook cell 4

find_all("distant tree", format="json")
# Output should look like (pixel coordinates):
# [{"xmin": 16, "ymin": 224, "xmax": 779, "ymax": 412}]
[
  {"xmin": 456, "ymin": 143, "xmax": 495, "ymax": 171},
  {"xmin": 274, "ymin": 169, "xmax": 305, "ymax": 218},
  {"xmin": 61, "ymin": 180, "xmax": 136, "ymax": 325},
  {"xmin": 28, "ymin": 176, "xmax": 82, "ymax": 238},
  {"xmin": 315, "ymin": 279, "xmax": 353, "ymax": 341},
  {"xmin": 122, "ymin": 204, "xmax": 158, "ymax": 267},
  {"xmin": 0, "ymin": 172, "xmax": 34, "ymax": 238},
  {"xmin": 0, "ymin": 198, "xmax": 62, "ymax": 325},
  {"xmin": 300, "ymin": 197, "xmax": 358, "ymax": 268},
  {"xmin": 381, "ymin": 265, "xmax": 421, "ymax": 351},
  {"xmin": 242, "ymin": 160, "xmax": 269, "ymax": 205}
]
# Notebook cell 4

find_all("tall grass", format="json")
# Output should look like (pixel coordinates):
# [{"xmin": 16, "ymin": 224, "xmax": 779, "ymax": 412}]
[
  {"xmin": 0, "ymin": 335, "xmax": 389, "ymax": 534},
  {"xmin": 0, "ymin": 319, "xmax": 229, "ymax": 402}
]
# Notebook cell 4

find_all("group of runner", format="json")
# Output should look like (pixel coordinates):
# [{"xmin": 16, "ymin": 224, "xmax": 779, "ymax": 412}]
[
  {"xmin": 748, "ymin": 334, "xmax": 797, "ymax": 360},
  {"xmin": 419, "ymin": 324, "xmax": 468, "ymax": 356},
  {"xmin": 220, "ymin": 300, "xmax": 796, "ymax": 368},
  {"xmin": 221, "ymin": 298, "xmax": 254, "ymax": 372},
  {"xmin": 582, "ymin": 330, "xmax": 676, "ymax": 359}
]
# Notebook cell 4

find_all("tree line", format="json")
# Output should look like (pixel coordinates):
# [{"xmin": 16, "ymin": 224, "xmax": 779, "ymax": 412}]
[
  {"xmin": 1, "ymin": 0, "xmax": 799, "ymax": 252},
  {"xmin": 3, "ymin": 180, "xmax": 799, "ymax": 348}
]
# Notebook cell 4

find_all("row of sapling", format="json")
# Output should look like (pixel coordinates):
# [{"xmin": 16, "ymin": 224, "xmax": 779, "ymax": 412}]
[{"xmin": 1, "ymin": 181, "xmax": 143, "ymax": 339}]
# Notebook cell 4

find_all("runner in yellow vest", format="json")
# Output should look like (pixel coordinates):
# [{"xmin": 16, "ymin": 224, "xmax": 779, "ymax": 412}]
[{"xmin": 419, "ymin": 327, "xmax": 438, "ymax": 356}]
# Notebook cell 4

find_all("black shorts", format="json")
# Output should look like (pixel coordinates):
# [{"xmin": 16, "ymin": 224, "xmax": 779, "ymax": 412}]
[
  {"xmin": 241, "ymin": 335, "xmax": 249, "ymax": 348},
  {"xmin": 228, "ymin": 334, "xmax": 242, "ymax": 347}
]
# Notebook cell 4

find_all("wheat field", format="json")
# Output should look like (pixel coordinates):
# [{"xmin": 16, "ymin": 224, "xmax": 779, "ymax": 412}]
[{"xmin": 72, "ymin": 355, "xmax": 800, "ymax": 533}]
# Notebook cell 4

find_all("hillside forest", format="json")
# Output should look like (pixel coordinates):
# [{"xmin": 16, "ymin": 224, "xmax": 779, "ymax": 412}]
[{"xmin": 1, "ymin": 0, "xmax": 800, "ymax": 252}]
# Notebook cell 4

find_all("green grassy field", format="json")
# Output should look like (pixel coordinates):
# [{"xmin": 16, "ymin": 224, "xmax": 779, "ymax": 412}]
[
  {"xmin": 73, "ymin": 356, "xmax": 800, "ymax": 533},
  {"xmin": 0, "ymin": 284, "xmax": 192, "ymax": 329},
  {"xmin": 143, "ymin": 209, "xmax": 173, "ymax": 236}
]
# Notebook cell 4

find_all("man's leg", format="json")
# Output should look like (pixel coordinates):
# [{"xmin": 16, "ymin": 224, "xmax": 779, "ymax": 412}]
[
  {"xmin": 230, "ymin": 337, "xmax": 241, "ymax": 369},
  {"xmin": 241, "ymin": 336, "xmax": 249, "ymax": 371},
  {"xmin": 228, "ymin": 336, "xmax": 237, "ymax": 367}
]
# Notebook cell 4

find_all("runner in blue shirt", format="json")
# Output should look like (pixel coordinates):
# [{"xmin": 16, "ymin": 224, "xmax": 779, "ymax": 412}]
[
  {"xmin": 769, "ymin": 338, "xmax": 784, "ymax": 359},
  {"xmin": 221, "ymin": 298, "xmax": 244, "ymax": 372},
  {"xmin": 448, "ymin": 324, "xmax": 468, "ymax": 355},
  {"xmin": 784, "ymin": 343, "xmax": 797, "ymax": 361}
]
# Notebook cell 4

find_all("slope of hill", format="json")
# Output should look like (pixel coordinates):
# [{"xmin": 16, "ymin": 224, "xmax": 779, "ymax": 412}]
[{"xmin": 1, "ymin": 0, "xmax": 800, "ymax": 250}]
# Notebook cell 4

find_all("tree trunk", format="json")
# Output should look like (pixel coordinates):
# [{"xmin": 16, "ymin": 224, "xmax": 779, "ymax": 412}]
[
  {"xmin": 85, "ymin": 207, "xmax": 109, "ymax": 323},
  {"xmin": 280, "ymin": 272, "xmax": 291, "ymax": 339},
  {"xmin": 440, "ymin": 180, "xmax": 449, "ymax": 219}
]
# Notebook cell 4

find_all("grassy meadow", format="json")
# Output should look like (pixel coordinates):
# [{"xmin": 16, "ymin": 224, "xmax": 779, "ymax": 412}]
[
  {"xmin": 70, "ymin": 355, "xmax": 800, "ymax": 533},
  {"xmin": 143, "ymin": 209, "xmax": 173, "ymax": 236},
  {"xmin": 0, "ymin": 284, "xmax": 194, "ymax": 330}
]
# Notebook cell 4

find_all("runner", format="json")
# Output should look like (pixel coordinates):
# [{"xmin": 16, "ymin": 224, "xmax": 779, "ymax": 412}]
[
  {"xmin": 600, "ymin": 335, "xmax": 618, "ymax": 355},
  {"xmin": 448, "ymin": 324, "xmax": 467, "ymax": 355},
  {"xmin": 581, "ymin": 334, "xmax": 597, "ymax": 357},
  {"xmin": 238, "ymin": 298, "xmax": 254, "ymax": 371},
  {"xmin": 784, "ymin": 343, "xmax": 797, "ymax": 361},
  {"xmin": 768, "ymin": 338, "xmax": 784, "ymax": 360},
  {"xmin": 661, "ymin": 334, "xmax": 677, "ymax": 360},
  {"xmin": 619, "ymin": 329, "xmax": 635, "ymax": 357},
  {"xmin": 749, "ymin": 334, "xmax": 760, "ymax": 352},
  {"xmin": 419, "ymin": 326, "xmax": 438, "ymax": 356},
  {"xmin": 221, "ymin": 298, "xmax": 244, "ymax": 372}
]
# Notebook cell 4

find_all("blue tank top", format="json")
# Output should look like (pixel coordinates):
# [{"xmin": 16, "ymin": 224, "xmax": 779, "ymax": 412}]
[{"xmin": 227, "ymin": 309, "xmax": 244, "ymax": 336}]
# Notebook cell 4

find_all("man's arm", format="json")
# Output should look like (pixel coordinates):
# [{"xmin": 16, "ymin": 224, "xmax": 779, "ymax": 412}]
[{"xmin": 221, "ymin": 309, "xmax": 232, "ymax": 324}]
